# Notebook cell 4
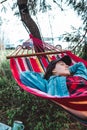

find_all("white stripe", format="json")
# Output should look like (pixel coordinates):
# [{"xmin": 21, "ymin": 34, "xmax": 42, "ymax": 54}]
[
  {"xmin": 22, "ymin": 58, "xmax": 29, "ymax": 71},
  {"xmin": 15, "ymin": 58, "xmax": 22, "ymax": 73}
]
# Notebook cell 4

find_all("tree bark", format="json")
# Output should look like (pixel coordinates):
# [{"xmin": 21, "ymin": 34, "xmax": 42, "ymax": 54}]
[
  {"xmin": 17, "ymin": 0, "xmax": 45, "ymax": 52},
  {"xmin": 17, "ymin": 0, "xmax": 41, "ymax": 39}
]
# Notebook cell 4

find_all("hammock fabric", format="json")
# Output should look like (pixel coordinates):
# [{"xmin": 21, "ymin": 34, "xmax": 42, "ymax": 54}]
[{"xmin": 8, "ymin": 35, "xmax": 87, "ymax": 126}]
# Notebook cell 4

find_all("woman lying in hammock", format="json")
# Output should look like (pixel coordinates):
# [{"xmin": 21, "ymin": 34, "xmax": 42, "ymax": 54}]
[{"xmin": 20, "ymin": 55, "xmax": 87, "ymax": 97}]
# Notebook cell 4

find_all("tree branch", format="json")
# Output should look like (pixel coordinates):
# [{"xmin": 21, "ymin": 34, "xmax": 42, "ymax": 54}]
[
  {"xmin": 0, "ymin": 0, "xmax": 7, "ymax": 4},
  {"xmin": 72, "ymin": 29, "xmax": 87, "ymax": 51},
  {"xmin": 53, "ymin": 0, "xmax": 64, "ymax": 11}
]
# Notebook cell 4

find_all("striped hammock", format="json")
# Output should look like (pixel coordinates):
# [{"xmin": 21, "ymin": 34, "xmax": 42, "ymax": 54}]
[{"xmin": 7, "ymin": 35, "xmax": 87, "ymax": 126}]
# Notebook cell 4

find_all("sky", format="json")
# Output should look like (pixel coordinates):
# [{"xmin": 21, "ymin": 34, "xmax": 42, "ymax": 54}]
[
  {"xmin": 0, "ymin": 0, "xmax": 83, "ymax": 49},
  {"xmin": 0, "ymin": 0, "xmax": 29, "ymax": 46}
]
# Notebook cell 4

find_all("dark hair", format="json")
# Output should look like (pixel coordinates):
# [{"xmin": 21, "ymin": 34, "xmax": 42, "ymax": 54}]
[
  {"xmin": 44, "ymin": 60, "xmax": 56, "ymax": 80},
  {"xmin": 44, "ymin": 55, "xmax": 71, "ymax": 80}
]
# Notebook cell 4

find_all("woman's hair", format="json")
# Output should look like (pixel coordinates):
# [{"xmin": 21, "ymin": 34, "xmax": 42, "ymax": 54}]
[
  {"xmin": 44, "ymin": 60, "xmax": 56, "ymax": 80},
  {"xmin": 44, "ymin": 55, "xmax": 71, "ymax": 80}
]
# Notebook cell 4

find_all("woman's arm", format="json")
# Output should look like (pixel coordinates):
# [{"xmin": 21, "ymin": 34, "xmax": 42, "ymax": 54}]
[
  {"xmin": 20, "ymin": 71, "xmax": 47, "ymax": 92},
  {"xmin": 69, "ymin": 62, "xmax": 87, "ymax": 79}
]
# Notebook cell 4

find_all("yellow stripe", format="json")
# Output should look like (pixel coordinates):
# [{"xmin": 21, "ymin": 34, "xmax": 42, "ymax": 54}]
[
  {"xmin": 47, "ymin": 55, "xmax": 52, "ymax": 61},
  {"xmin": 70, "ymin": 101, "xmax": 87, "ymax": 105},
  {"xmin": 36, "ymin": 58, "xmax": 44, "ymax": 73}
]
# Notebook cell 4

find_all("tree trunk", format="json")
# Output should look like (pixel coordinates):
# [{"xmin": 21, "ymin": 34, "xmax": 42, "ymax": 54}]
[
  {"xmin": 17, "ymin": 0, "xmax": 41, "ymax": 40},
  {"xmin": 82, "ymin": 43, "xmax": 87, "ymax": 60},
  {"xmin": 17, "ymin": 0, "xmax": 45, "ymax": 52}
]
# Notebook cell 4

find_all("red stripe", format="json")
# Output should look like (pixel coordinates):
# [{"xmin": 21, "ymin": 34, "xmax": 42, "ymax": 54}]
[
  {"xmin": 17, "ymin": 58, "xmax": 26, "ymax": 71},
  {"xmin": 10, "ymin": 58, "xmax": 20, "ymax": 83},
  {"xmin": 60, "ymin": 52, "xmax": 65, "ymax": 57},
  {"xmin": 49, "ymin": 55, "xmax": 57, "ymax": 60},
  {"xmin": 29, "ymin": 57, "xmax": 41, "ymax": 72},
  {"xmin": 53, "ymin": 96, "xmax": 87, "ymax": 111},
  {"xmin": 40, "ymin": 57, "xmax": 49, "ymax": 68}
]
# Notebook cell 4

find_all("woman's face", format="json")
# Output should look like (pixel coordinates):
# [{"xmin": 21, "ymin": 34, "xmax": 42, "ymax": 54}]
[{"xmin": 52, "ymin": 61, "xmax": 70, "ymax": 76}]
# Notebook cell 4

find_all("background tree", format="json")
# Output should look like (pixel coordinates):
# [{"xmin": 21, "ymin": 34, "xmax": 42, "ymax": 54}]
[
  {"xmin": 16, "ymin": 0, "xmax": 87, "ymax": 57},
  {"xmin": 62, "ymin": 0, "xmax": 87, "ymax": 58},
  {"xmin": 1, "ymin": 0, "xmax": 87, "ymax": 55}
]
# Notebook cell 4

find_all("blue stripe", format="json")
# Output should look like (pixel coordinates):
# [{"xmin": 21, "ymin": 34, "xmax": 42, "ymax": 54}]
[
  {"xmin": 25, "ymin": 58, "xmax": 33, "ymax": 71},
  {"xmin": 38, "ymin": 58, "xmax": 45, "ymax": 71}
]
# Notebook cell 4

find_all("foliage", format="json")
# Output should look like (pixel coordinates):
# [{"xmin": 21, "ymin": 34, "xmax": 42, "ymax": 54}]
[
  {"xmin": 0, "ymin": 50, "xmax": 87, "ymax": 130},
  {"xmin": 65, "ymin": 0, "xmax": 87, "ymax": 27},
  {"xmin": 61, "ymin": 27, "xmax": 87, "ymax": 56},
  {"xmin": 0, "ymin": 0, "xmax": 87, "ymax": 55},
  {"xmin": 61, "ymin": 0, "xmax": 87, "ymax": 57}
]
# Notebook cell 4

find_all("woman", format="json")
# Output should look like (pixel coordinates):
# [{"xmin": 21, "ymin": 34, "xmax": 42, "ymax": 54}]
[
  {"xmin": 20, "ymin": 55, "xmax": 87, "ymax": 96},
  {"xmin": 20, "ymin": 55, "xmax": 87, "ymax": 120},
  {"xmin": 44, "ymin": 55, "xmax": 87, "ymax": 96}
]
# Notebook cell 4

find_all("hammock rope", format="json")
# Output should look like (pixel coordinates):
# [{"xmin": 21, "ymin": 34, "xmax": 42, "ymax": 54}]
[
  {"xmin": 7, "ymin": 34, "xmax": 87, "ymax": 126},
  {"xmin": 7, "ymin": 34, "xmax": 63, "ymax": 59}
]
